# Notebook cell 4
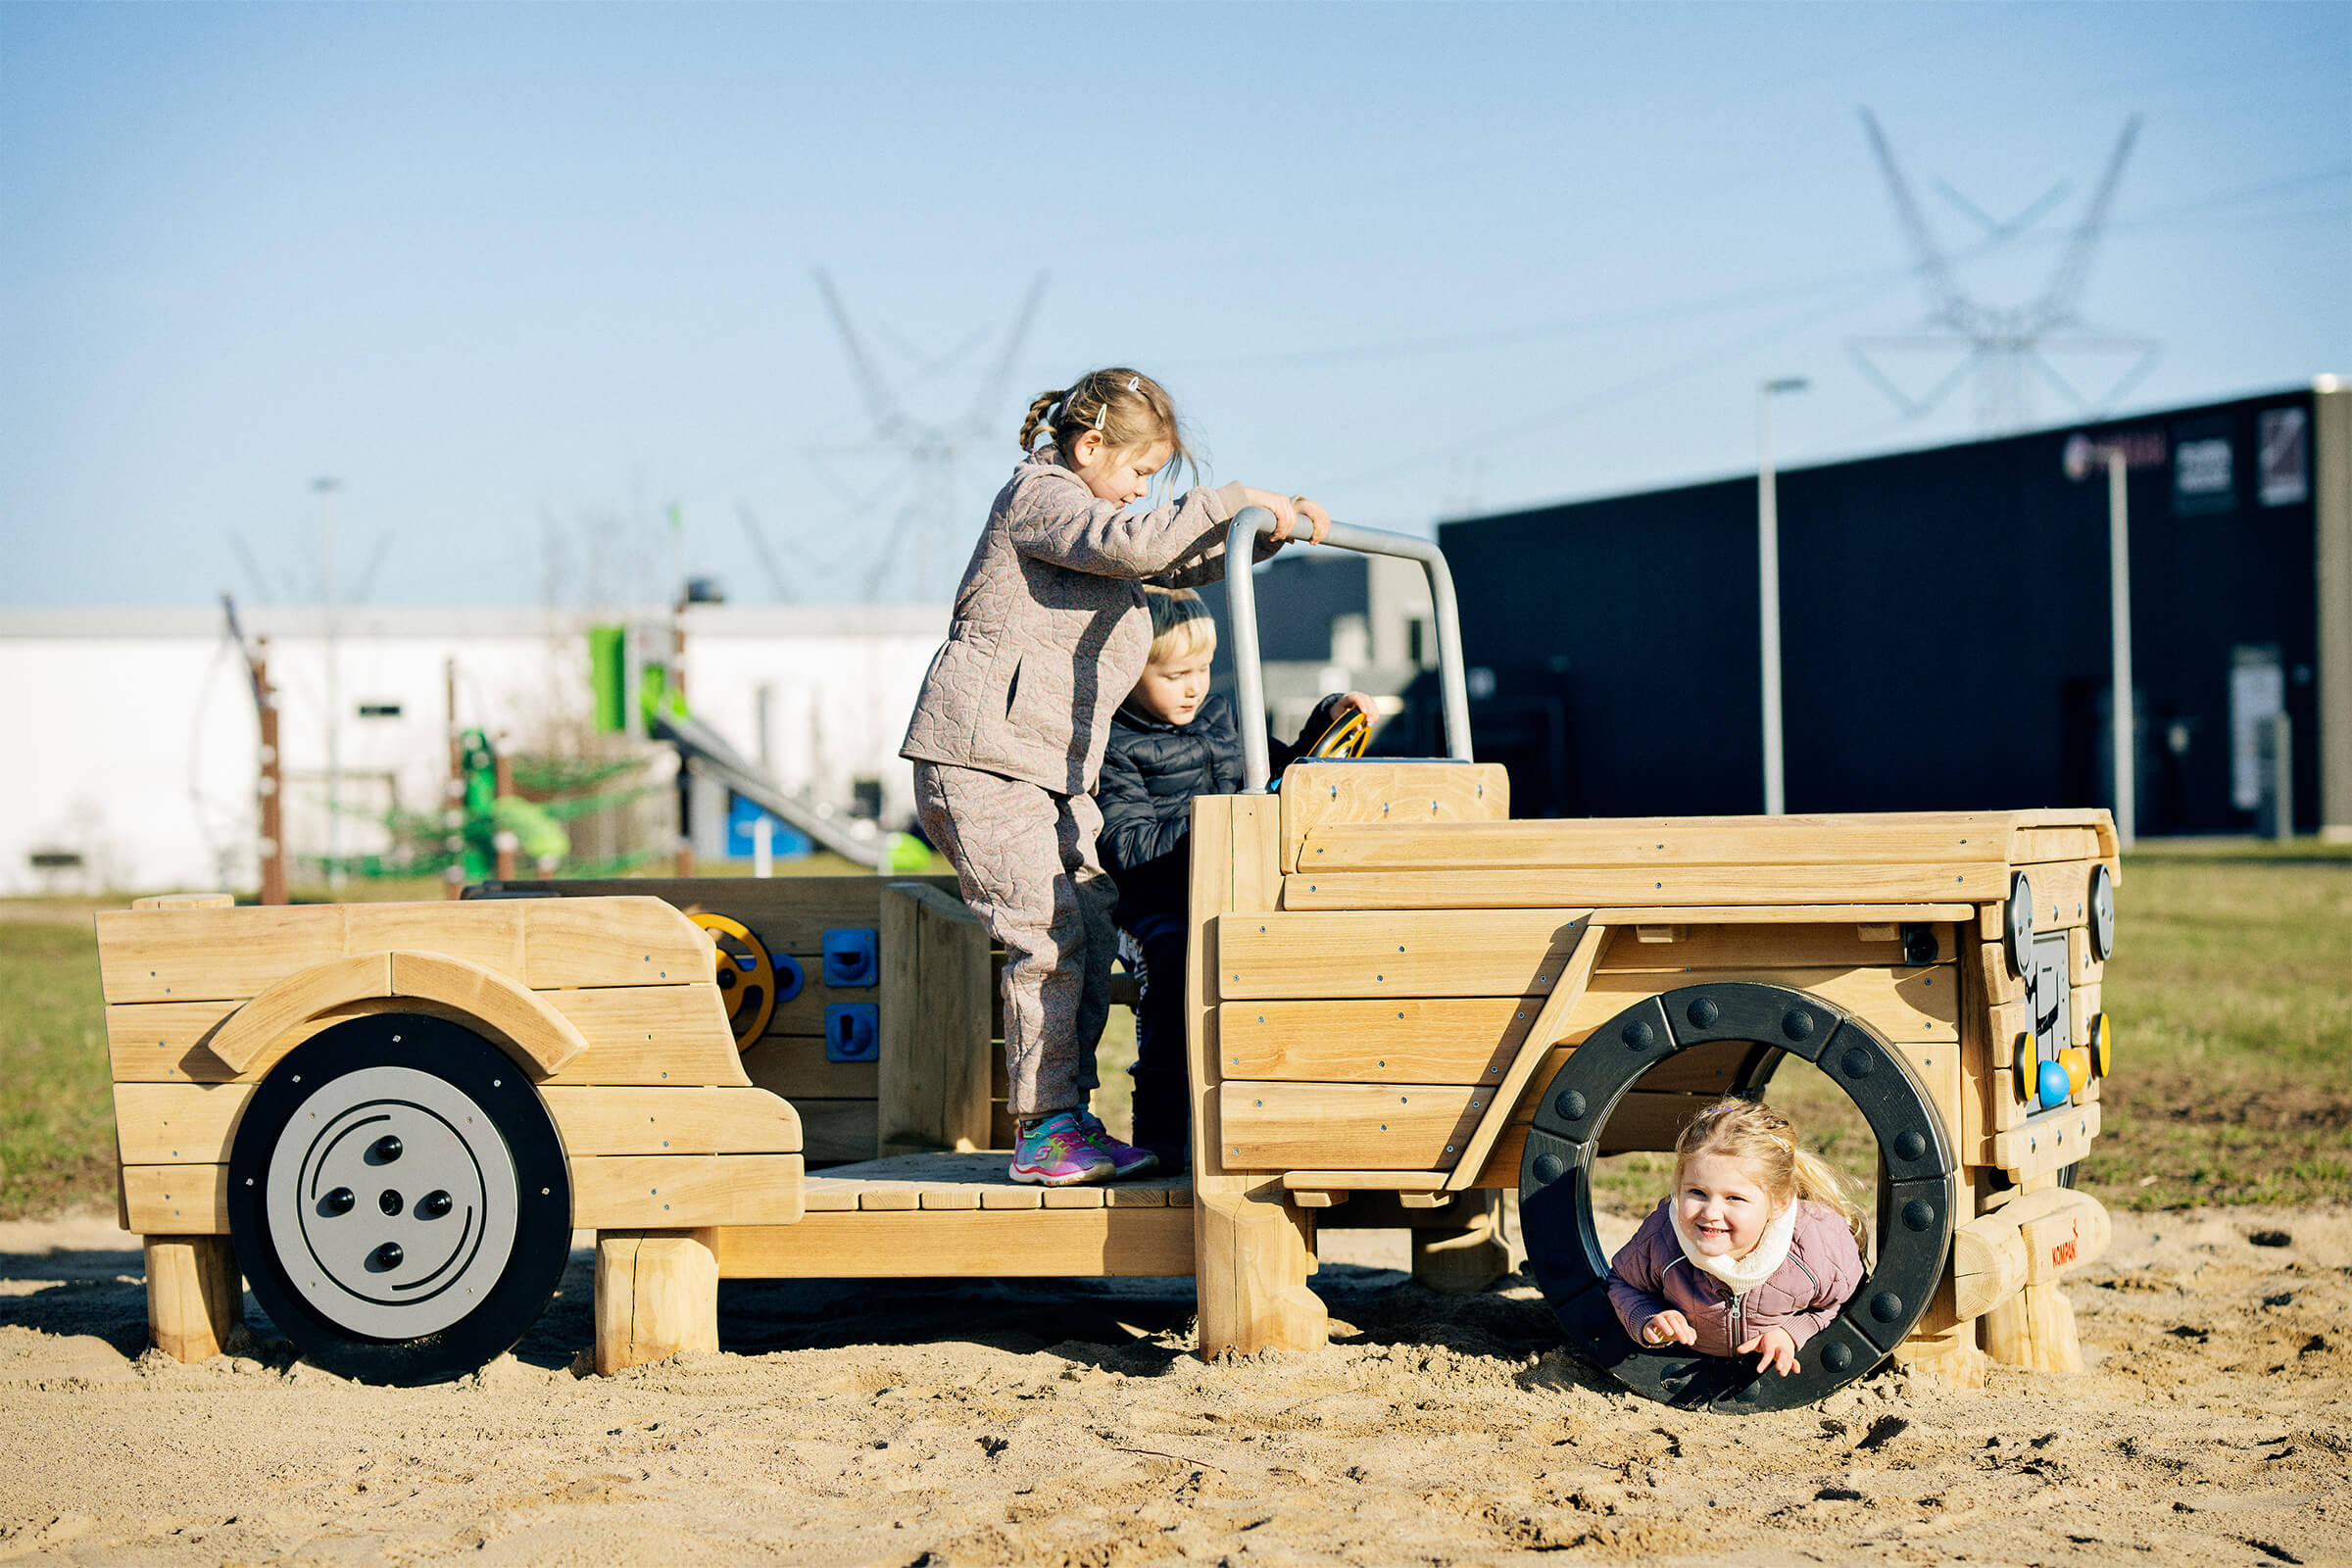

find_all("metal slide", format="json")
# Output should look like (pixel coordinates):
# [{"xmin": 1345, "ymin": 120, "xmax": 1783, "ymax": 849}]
[{"xmin": 652, "ymin": 710, "xmax": 889, "ymax": 869}]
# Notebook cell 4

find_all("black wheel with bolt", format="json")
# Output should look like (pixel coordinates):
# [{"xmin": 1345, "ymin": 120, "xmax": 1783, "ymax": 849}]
[
  {"xmin": 227, "ymin": 1011, "xmax": 573, "ymax": 1385},
  {"xmin": 1519, "ymin": 982, "xmax": 1957, "ymax": 1414}
]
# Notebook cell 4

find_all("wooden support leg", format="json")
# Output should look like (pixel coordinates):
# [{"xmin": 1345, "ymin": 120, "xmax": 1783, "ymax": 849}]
[
  {"xmin": 595, "ymin": 1230, "xmax": 719, "ymax": 1375},
  {"xmin": 1409, "ymin": 1192, "xmax": 1511, "ymax": 1296},
  {"xmin": 1194, "ymin": 1180, "xmax": 1327, "ymax": 1358},
  {"xmin": 145, "ymin": 1236, "xmax": 243, "ymax": 1363},
  {"xmin": 1984, "ymin": 1280, "xmax": 2083, "ymax": 1373},
  {"xmin": 1889, "ymin": 1270, "xmax": 1988, "ymax": 1390}
]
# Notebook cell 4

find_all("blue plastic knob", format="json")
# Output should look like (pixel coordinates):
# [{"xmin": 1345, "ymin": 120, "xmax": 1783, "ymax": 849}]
[{"xmin": 2035, "ymin": 1057, "xmax": 2073, "ymax": 1110}]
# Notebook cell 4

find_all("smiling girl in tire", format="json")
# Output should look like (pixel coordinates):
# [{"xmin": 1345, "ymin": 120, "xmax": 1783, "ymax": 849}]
[{"xmin": 1605, "ymin": 1099, "xmax": 1869, "ymax": 1376}]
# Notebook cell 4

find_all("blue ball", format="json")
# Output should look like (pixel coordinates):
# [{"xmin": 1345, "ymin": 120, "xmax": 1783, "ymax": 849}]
[{"xmin": 2035, "ymin": 1057, "xmax": 2073, "ymax": 1110}]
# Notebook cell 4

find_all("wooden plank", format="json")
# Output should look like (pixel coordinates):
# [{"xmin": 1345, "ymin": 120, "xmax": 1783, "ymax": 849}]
[
  {"xmin": 484, "ymin": 875, "xmax": 960, "ymax": 956},
  {"xmin": 594, "ymin": 1230, "xmax": 720, "ymax": 1374},
  {"xmin": 1221, "ymin": 996, "xmax": 1539, "ymax": 1085},
  {"xmin": 2070, "ymin": 981, "xmax": 2101, "ymax": 1051},
  {"xmin": 2010, "ymin": 826, "xmax": 2103, "ymax": 864},
  {"xmin": 980, "ymin": 1184, "xmax": 1045, "ymax": 1209},
  {"xmin": 2068, "ymin": 926, "xmax": 2104, "ymax": 988},
  {"xmin": 1192, "ymin": 793, "xmax": 1327, "ymax": 1356},
  {"xmin": 878, "ymin": 881, "xmax": 993, "ymax": 1155},
  {"xmin": 1979, "ymin": 999, "xmax": 2039, "ymax": 1135},
  {"xmin": 1444, "ymin": 921, "xmax": 1608, "ymax": 1189},
  {"xmin": 1896, "ymin": 1041, "xmax": 1963, "ymax": 1149},
  {"xmin": 797, "ymin": 1100, "xmax": 879, "ymax": 1165},
  {"xmin": 763, "ymin": 976, "xmax": 904, "ymax": 1040},
  {"xmin": 1595, "ymin": 922, "xmax": 1960, "ymax": 971},
  {"xmin": 739, "ymin": 1042, "xmax": 877, "ymax": 1100},
  {"xmin": 95, "ymin": 904, "xmax": 349, "ymax": 1004},
  {"xmin": 520, "ymin": 897, "xmax": 713, "ymax": 989},
  {"xmin": 1987, "ymin": 1103, "xmax": 2100, "ymax": 1181},
  {"xmin": 1219, "ymin": 1081, "xmax": 1483, "ymax": 1171},
  {"xmin": 130, "ymin": 894, "xmax": 234, "ymax": 910},
  {"xmin": 205, "ymin": 953, "xmax": 391, "ymax": 1072},
  {"xmin": 388, "ymin": 950, "xmax": 591, "ymax": 1073},
  {"xmin": 568, "ymin": 1153, "xmax": 803, "ymax": 1228},
  {"xmin": 345, "ymin": 903, "xmax": 527, "ymax": 976},
  {"xmin": 1281, "ymin": 1169, "xmax": 1449, "ymax": 1193},
  {"xmin": 1217, "ymin": 908, "xmax": 1593, "ymax": 999},
  {"xmin": 1277, "ymin": 760, "xmax": 1509, "ymax": 873},
  {"xmin": 122, "ymin": 1164, "xmax": 229, "ymax": 1233},
  {"xmin": 539, "ymin": 1086, "xmax": 801, "ymax": 1155},
  {"xmin": 144, "ymin": 1236, "xmax": 243, "ymax": 1363},
  {"xmin": 113, "ymin": 1082, "xmax": 249, "ymax": 1165},
  {"xmin": 1280, "ymin": 862, "xmax": 2009, "ymax": 910},
  {"xmin": 855, "ymin": 1185, "xmax": 921, "ymax": 1211},
  {"xmin": 107, "ymin": 983, "xmax": 748, "ymax": 1089},
  {"xmin": 1297, "ymin": 813, "xmax": 2018, "ymax": 872},
  {"xmin": 1593, "ymin": 904, "xmax": 1975, "ymax": 925},
  {"xmin": 2005, "ymin": 859, "xmax": 2102, "ymax": 934},
  {"xmin": 711, "ymin": 1206, "xmax": 1196, "ymax": 1278}
]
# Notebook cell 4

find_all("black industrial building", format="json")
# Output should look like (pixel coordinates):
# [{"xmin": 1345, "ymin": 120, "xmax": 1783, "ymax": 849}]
[{"xmin": 1429, "ymin": 384, "xmax": 2351, "ymax": 837}]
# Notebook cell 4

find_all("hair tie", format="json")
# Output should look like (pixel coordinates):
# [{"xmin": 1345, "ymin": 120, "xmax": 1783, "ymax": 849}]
[{"xmin": 1092, "ymin": 401, "xmax": 1106, "ymax": 431}]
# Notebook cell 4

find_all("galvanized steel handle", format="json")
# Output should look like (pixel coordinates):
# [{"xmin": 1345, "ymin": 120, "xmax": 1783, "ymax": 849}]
[{"xmin": 1222, "ymin": 507, "xmax": 1473, "ymax": 792}]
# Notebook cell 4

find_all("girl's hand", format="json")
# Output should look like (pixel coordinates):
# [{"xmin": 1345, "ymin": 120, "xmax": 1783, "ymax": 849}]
[
  {"xmin": 1737, "ymin": 1326, "xmax": 1799, "ymax": 1376},
  {"xmin": 1294, "ymin": 496, "xmax": 1331, "ymax": 545},
  {"xmin": 1640, "ymin": 1310, "xmax": 1695, "ymax": 1348},
  {"xmin": 1241, "ymin": 487, "xmax": 1300, "ymax": 542}
]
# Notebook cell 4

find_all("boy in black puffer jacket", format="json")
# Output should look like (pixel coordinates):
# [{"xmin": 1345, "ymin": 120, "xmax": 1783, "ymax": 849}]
[{"xmin": 1097, "ymin": 587, "xmax": 1369, "ymax": 1170}]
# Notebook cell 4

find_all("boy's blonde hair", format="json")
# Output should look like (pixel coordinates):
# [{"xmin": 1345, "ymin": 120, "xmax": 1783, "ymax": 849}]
[
  {"xmin": 1674, "ymin": 1098, "xmax": 1869, "ymax": 1254},
  {"xmin": 1020, "ymin": 368, "xmax": 1193, "ymax": 487},
  {"xmin": 1144, "ymin": 586, "xmax": 1216, "ymax": 664}
]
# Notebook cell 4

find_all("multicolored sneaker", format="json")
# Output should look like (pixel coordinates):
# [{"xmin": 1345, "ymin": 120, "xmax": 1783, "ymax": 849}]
[
  {"xmin": 1009, "ymin": 1110, "xmax": 1114, "ymax": 1186},
  {"xmin": 1075, "ymin": 1109, "xmax": 1160, "ymax": 1179}
]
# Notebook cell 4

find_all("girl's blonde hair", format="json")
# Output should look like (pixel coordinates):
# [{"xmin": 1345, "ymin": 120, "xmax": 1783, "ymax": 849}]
[
  {"xmin": 1019, "ymin": 368, "xmax": 1192, "ymax": 484},
  {"xmin": 1144, "ymin": 586, "xmax": 1216, "ymax": 664},
  {"xmin": 1675, "ymin": 1098, "xmax": 1869, "ymax": 1254}
]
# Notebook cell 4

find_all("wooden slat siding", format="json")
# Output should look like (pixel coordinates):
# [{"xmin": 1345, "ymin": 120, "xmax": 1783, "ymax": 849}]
[
  {"xmin": 122, "ymin": 1164, "xmax": 230, "ymax": 1233},
  {"xmin": 1440, "ymin": 921, "xmax": 1612, "ymax": 1190},
  {"xmin": 386, "ymin": 951, "xmax": 591, "ymax": 1074},
  {"xmin": 710, "ymin": 1207, "xmax": 1195, "ymax": 1278},
  {"xmin": 477, "ymin": 875, "xmax": 960, "ymax": 957},
  {"xmin": 1603, "ymin": 904, "xmax": 1977, "ymax": 925},
  {"xmin": 1976, "ymin": 942, "xmax": 2027, "ymax": 1005},
  {"xmin": 797, "ymin": 1100, "xmax": 879, "ymax": 1165},
  {"xmin": 1278, "ymin": 761, "xmax": 1509, "ymax": 873},
  {"xmin": 1978, "ymin": 999, "xmax": 2038, "ymax": 1137},
  {"xmin": 114, "ymin": 1082, "xmax": 248, "ymax": 1164},
  {"xmin": 1219, "ymin": 1081, "xmax": 1486, "ymax": 1170},
  {"xmin": 570, "ymin": 1153, "xmax": 803, "ymax": 1228},
  {"xmin": 1217, "ymin": 909, "xmax": 1592, "ymax": 1000},
  {"xmin": 760, "ymin": 977, "xmax": 900, "ymax": 1039},
  {"xmin": 1898, "ymin": 1041, "xmax": 1964, "ymax": 1149},
  {"xmin": 2070, "ymin": 982, "xmax": 2101, "ymax": 1050},
  {"xmin": 1282, "ymin": 1170, "xmax": 1449, "ymax": 1193},
  {"xmin": 1297, "ymin": 814, "xmax": 2018, "ymax": 872},
  {"xmin": 1593, "ymin": 921, "xmax": 1958, "ymax": 971},
  {"xmin": 107, "ymin": 984, "xmax": 748, "ymax": 1088},
  {"xmin": 1281, "ymin": 861, "xmax": 2009, "ymax": 911},
  {"xmin": 94, "ymin": 898, "xmax": 709, "ymax": 1004},
  {"xmin": 1217, "ymin": 962, "xmax": 1956, "ymax": 1047},
  {"xmin": 739, "ymin": 1045, "xmax": 877, "ymax": 1101},
  {"xmin": 199, "ymin": 953, "xmax": 394, "ymax": 1072}
]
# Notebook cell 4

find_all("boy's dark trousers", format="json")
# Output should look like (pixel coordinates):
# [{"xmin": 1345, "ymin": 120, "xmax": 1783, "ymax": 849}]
[{"xmin": 1119, "ymin": 912, "xmax": 1191, "ymax": 1171}]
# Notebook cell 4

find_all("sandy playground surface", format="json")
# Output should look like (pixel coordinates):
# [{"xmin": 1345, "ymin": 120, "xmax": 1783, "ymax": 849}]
[{"xmin": 0, "ymin": 1200, "xmax": 2343, "ymax": 1567}]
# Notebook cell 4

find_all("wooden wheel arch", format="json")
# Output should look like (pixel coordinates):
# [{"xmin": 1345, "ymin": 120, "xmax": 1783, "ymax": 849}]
[{"xmin": 207, "ymin": 950, "xmax": 591, "ymax": 1078}]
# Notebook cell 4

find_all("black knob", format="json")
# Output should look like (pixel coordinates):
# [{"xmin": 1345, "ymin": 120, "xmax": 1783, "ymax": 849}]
[
  {"xmin": 320, "ymin": 1187, "xmax": 355, "ymax": 1216},
  {"xmin": 417, "ymin": 1190, "xmax": 453, "ymax": 1220},
  {"xmin": 368, "ymin": 1135, "xmax": 403, "ymax": 1164},
  {"xmin": 368, "ymin": 1242, "xmax": 405, "ymax": 1271},
  {"xmin": 378, "ymin": 1189, "xmax": 404, "ymax": 1216}
]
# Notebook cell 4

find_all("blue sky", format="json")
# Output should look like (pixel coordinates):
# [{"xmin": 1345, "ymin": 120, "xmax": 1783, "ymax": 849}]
[{"xmin": 4, "ymin": 2, "xmax": 2345, "ymax": 608}]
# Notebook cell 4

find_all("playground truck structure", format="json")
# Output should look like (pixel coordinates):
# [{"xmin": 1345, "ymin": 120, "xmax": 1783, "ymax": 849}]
[{"xmin": 97, "ymin": 514, "xmax": 2122, "ymax": 1411}]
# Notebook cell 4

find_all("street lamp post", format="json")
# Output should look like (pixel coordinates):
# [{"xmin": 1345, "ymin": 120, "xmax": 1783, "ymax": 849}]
[
  {"xmin": 315, "ymin": 477, "xmax": 344, "ymax": 891},
  {"xmin": 1757, "ymin": 377, "xmax": 1810, "ymax": 816},
  {"xmin": 2065, "ymin": 437, "xmax": 2135, "ymax": 850}
]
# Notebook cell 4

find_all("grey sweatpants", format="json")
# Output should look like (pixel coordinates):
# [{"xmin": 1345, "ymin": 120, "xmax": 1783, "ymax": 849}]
[{"xmin": 911, "ymin": 760, "xmax": 1112, "ymax": 1119}]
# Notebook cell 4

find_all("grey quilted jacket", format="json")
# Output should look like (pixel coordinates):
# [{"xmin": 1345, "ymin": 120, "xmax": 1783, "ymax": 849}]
[{"xmin": 900, "ymin": 448, "xmax": 1271, "ymax": 795}]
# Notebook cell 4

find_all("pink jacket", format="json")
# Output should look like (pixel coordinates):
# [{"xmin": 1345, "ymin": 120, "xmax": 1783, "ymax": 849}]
[{"xmin": 1605, "ymin": 1199, "xmax": 1865, "ymax": 1356}]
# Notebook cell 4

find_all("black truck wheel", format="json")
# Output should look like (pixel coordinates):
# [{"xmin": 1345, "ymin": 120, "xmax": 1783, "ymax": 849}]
[
  {"xmin": 1519, "ymin": 982, "xmax": 1957, "ymax": 1414},
  {"xmin": 227, "ymin": 1012, "xmax": 573, "ymax": 1385}
]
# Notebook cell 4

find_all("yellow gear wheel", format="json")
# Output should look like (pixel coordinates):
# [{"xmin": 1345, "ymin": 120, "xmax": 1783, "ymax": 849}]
[
  {"xmin": 1304, "ymin": 705, "xmax": 1371, "ymax": 760},
  {"xmin": 690, "ymin": 911, "xmax": 778, "ymax": 1053}
]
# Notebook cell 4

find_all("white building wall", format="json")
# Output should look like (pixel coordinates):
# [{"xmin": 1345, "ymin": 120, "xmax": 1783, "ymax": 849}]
[{"xmin": 0, "ymin": 605, "xmax": 947, "ymax": 896}]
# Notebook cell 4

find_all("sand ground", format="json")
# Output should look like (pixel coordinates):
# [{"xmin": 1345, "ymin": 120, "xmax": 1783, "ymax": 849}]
[{"xmin": 0, "ymin": 1202, "xmax": 2343, "ymax": 1567}]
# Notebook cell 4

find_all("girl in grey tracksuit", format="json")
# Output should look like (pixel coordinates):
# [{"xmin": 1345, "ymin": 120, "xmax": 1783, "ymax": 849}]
[{"xmin": 899, "ymin": 367, "xmax": 1328, "ymax": 1185}]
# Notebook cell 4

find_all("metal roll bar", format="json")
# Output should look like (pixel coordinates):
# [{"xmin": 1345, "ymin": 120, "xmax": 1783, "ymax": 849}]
[{"xmin": 1222, "ymin": 506, "xmax": 1474, "ymax": 792}]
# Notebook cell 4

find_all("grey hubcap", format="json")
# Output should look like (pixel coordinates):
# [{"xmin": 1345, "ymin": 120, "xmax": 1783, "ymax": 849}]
[{"xmin": 263, "ymin": 1065, "xmax": 519, "ymax": 1339}]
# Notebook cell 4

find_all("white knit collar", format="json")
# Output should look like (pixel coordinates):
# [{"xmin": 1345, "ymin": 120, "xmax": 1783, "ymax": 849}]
[{"xmin": 1670, "ymin": 1198, "xmax": 1797, "ymax": 1296}]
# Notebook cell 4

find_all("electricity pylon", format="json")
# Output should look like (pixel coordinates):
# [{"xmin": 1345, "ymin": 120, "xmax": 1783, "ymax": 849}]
[{"xmin": 1849, "ymin": 109, "xmax": 2159, "ymax": 434}]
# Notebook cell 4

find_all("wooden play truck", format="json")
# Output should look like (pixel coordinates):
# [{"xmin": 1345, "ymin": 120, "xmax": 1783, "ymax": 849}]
[{"xmin": 97, "ymin": 513, "xmax": 2121, "ymax": 1409}]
